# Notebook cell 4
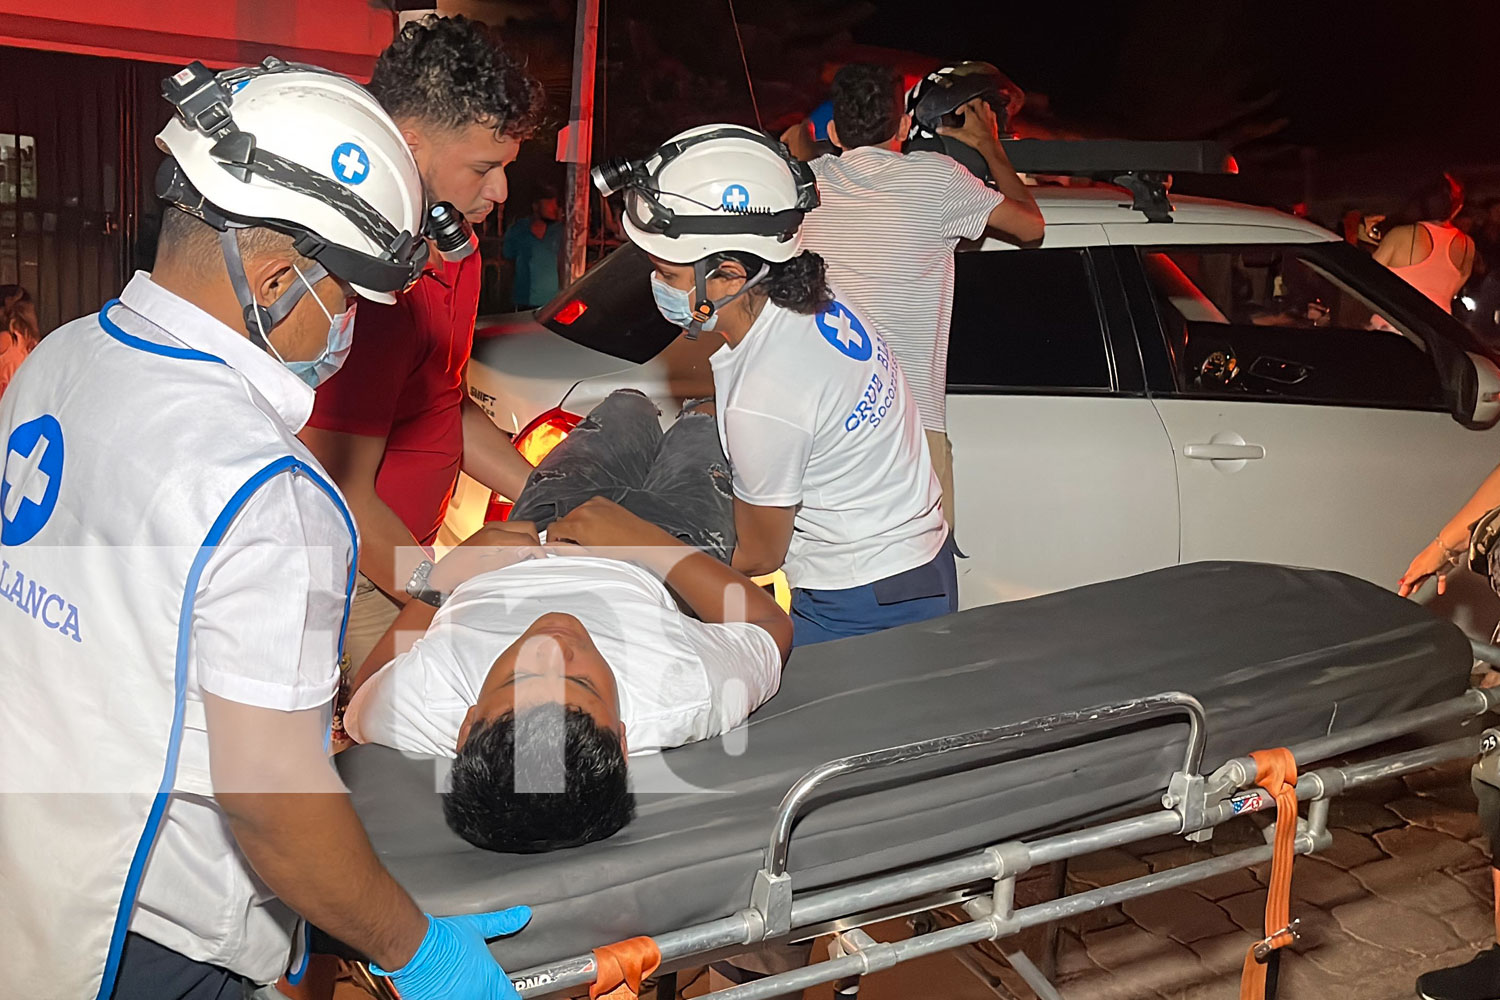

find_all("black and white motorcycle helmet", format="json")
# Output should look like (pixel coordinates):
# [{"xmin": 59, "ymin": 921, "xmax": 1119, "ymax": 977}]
[{"xmin": 904, "ymin": 62, "xmax": 1024, "ymax": 185}]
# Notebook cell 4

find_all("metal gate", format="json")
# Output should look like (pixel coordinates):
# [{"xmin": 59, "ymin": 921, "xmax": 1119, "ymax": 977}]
[{"xmin": 0, "ymin": 44, "xmax": 160, "ymax": 336}]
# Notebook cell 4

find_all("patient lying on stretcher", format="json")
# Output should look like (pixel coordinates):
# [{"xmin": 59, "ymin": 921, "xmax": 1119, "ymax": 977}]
[{"xmin": 344, "ymin": 391, "xmax": 793, "ymax": 853}]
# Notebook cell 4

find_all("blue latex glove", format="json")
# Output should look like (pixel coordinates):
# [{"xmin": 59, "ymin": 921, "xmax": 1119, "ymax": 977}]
[{"xmin": 372, "ymin": 907, "xmax": 532, "ymax": 999}]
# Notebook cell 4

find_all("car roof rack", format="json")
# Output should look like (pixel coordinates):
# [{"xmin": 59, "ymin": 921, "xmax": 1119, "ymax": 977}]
[{"xmin": 999, "ymin": 139, "xmax": 1237, "ymax": 224}]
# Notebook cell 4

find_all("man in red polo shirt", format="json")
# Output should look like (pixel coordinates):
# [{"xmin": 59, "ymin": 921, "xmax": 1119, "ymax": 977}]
[{"xmin": 301, "ymin": 15, "xmax": 546, "ymax": 669}]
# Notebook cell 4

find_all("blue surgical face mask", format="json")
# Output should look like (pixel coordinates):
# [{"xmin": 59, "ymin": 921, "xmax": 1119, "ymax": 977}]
[
  {"xmin": 284, "ymin": 265, "xmax": 357, "ymax": 388},
  {"xmin": 650, "ymin": 272, "xmax": 718, "ymax": 333}
]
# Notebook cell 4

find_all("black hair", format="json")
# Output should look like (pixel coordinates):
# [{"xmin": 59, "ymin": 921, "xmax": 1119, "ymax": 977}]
[
  {"xmin": 830, "ymin": 63, "xmax": 905, "ymax": 149},
  {"xmin": 443, "ymin": 706, "xmax": 634, "ymax": 853},
  {"xmin": 709, "ymin": 249, "xmax": 833, "ymax": 316},
  {"xmin": 370, "ymin": 14, "xmax": 545, "ymax": 140},
  {"xmin": 156, "ymin": 207, "xmax": 308, "ymax": 276},
  {"xmin": 1389, "ymin": 174, "xmax": 1465, "ymax": 228},
  {"xmin": 0, "ymin": 283, "xmax": 37, "ymax": 344}
]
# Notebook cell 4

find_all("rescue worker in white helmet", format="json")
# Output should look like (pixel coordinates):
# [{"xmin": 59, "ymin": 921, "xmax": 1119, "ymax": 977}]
[
  {"xmin": 0, "ymin": 59, "xmax": 530, "ymax": 1000},
  {"xmin": 589, "ymin": 125, "xmax": 956, "ymax": 645}
]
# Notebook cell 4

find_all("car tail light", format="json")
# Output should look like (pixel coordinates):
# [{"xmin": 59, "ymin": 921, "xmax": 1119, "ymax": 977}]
[
  {"xmin": 484, "ymin": 494, "xmax": 515, "ymax": 523},
  {"xmin": 754, "ymin": 571, "xmax": 792, "ymax": 612},
  {"xmin": 514, "ymin": 407, "xmax": 583, "ymax": 466},
  {"xmin": 553, "ymin": 299, "xmax": 588, "ymax": 325},
  {"xmin": 485, "ymin": 407, "xmax": 584, "ymax": 522}
]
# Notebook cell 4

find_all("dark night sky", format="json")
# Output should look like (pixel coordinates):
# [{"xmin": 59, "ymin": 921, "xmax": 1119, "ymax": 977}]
[
  {"xmin": 845, "ymin": 0, "xmax": 1500, "ymax": 202},
  {"xmin": 501, "ymin": 0, "xmax": 1499, "ymax": 214}
]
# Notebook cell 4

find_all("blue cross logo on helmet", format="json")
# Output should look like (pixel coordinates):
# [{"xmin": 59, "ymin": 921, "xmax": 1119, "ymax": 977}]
[
  {"xmin": 2, "ymin": 414, "xmax": 65, "ymax": 546},
  {"xmin": 331, "ymin": 142, "xmax": 371, "ymax": 186},
  {"xmin": 721, "ymin": 184, "xmax": 750, "ymax": 211}
]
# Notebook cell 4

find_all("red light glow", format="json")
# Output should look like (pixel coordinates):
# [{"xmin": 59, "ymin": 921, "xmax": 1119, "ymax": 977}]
[
  {"xmin": 554, "ymin": 299, "xmax": 589, "ymax": 325},
  {"xmin": 487, "ymin": 408, "xmax": 584, "ymax": 521},
  {"xmin": 514, "ymin": 408, "xmax": 583, "ymax": 467}
]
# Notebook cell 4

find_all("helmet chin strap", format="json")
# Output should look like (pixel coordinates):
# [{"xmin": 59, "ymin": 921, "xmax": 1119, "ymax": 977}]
[
  {"xmin": 686, "ymin": 259, "xmax": 770, "ymax": 339},
  {"xmin": 218, "ymin": 228, "xmax": 328, "ymax": 349}
]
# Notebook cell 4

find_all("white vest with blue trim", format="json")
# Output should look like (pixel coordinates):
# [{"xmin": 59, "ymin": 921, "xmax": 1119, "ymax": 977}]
[{"xmin": 0, "ymin": 299, "xmax": 357, "ymax": 998}]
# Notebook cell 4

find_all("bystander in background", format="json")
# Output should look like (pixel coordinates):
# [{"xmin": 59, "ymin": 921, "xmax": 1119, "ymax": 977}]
[
  {"xmin": 0, "ymin": 284, "xmax": 38, "ymax": 399},
  {"xmin": 781, "ymin": 63, "xmax": 1043, "ymax": 531},
  {"xmin": 502, "ymin": 185, "xmax": 564, "ymax": 310},
  {"xmin": 1375, "ymin": 173, "xmax": 1475, "ymax": 314}
]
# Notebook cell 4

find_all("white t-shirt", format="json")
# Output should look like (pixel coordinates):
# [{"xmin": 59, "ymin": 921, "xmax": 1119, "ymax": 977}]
[
  {"xmin": 800, "ymin": 147, "xmax": 1005, "ymax": 432},
  {"xmin": 710, "ymin": 297, "xmax": 947, "ymax": 591},
  {"xmin": 345, "ymin": 555, "xmax": 782, "ymax": 757}
]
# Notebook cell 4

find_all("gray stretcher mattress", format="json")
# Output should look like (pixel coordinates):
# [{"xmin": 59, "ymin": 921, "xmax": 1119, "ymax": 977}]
[{"xmin": 343, "ymin": 562, "xmax": 1471, "ymax": 970}]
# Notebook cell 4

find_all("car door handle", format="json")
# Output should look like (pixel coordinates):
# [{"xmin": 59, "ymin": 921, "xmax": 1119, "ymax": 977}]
[{"xmin": 1184, "ymin": 443, "xmax": 1265, "ymax": 461}]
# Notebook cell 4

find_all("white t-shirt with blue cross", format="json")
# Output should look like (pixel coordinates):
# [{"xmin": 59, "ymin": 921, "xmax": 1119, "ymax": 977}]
[{"xmin": 709, "ymin": 295, "xmax": 947, "ymax": 592}]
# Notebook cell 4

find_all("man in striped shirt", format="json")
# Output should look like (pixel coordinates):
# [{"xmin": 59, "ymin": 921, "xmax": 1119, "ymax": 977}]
[{"xmin": 785, "ymin": 63, "xmax": 1044, "ymax": 529}]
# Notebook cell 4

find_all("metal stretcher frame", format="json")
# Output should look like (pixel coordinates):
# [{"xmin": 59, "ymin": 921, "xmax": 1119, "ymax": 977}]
[{"xmin": 496, "ymin": 644, "xmax": 1500, "ymax": 1000}]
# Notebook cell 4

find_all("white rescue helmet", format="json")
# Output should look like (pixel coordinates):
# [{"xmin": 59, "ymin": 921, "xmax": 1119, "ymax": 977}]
[
  {"xmin": 155, "ymin": 58, "xmax": 427, "ymax": 320},
  {"xmin": 599, "ymin": 124, "xmax": 819, "ymax": 265}
]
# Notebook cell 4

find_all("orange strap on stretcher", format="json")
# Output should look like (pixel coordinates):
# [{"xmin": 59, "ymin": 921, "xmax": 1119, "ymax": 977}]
[
  {"xmin": 591, "ymin": 936, "xmax": 662, "ymax": 1000},
  {"xmin": 1239, "ymin": 747, "xmax": 1299, "ymax": 1000}
]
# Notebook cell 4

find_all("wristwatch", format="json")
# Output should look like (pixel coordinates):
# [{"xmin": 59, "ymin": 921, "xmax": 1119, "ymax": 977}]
[{"xmin": 405, "ymin": 558, "xmax": 445, "ymax": 608}]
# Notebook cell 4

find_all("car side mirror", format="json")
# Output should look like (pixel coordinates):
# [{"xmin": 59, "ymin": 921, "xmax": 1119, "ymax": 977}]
[{"xmin": 1464, "ymin": 352, "xmax": 1500, "ymax": 428}]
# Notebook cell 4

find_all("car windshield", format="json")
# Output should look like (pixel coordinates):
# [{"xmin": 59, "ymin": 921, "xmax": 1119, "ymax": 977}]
[
  {"xmin": 1141, "ymin": 241, "xmax": 1486, "ymax": 350},
  {"xmin": 1144, "ymin": 244, "xmax": 1407, "ymax": 336},
  {"xmin": 536, "ymin": 244, "xmax": 680, "ymax": 364},
  {"xmin": 1136, "ymin": 240, "xmax": 1483, "ymax": 407}
]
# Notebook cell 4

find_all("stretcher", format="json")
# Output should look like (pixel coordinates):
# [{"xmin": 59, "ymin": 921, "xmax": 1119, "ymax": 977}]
[{"xmin": 341, "ymin": 561, "xmax": 1500, "ymax": 998}]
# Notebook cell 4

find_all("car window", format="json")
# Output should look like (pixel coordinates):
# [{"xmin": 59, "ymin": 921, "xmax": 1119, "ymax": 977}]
[
  {"xmin": 948, "ymin": 248, "xmax": 1112, "ymax": 392},
  {"xmin": 1138, "ymin": 245, "xmax": 1444, "ymax": 408},
  {"xmin": 537, "ymin": 244, "xmax": 680, "ymax": 365}
]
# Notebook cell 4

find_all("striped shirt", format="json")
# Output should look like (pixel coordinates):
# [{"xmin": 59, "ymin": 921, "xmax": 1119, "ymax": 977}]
[{"xmin": 800, "ymin": 147, "xmax": 1004, "ymax": 432}]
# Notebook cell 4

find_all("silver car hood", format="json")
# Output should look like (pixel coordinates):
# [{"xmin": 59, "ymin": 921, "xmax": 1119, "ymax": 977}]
[{"xmin": 467, "ymin": 314, "xmax": 718, "ymax": 433}]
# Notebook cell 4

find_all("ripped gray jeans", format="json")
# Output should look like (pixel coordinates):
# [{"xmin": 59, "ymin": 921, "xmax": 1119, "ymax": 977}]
[{"xmin": 509, "ymin": 389, "xmax": 736, "ymax": 563}]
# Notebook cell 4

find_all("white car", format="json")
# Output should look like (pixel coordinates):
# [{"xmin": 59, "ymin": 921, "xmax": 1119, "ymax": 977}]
[{"xmin": 449, "ymin": 143, "xmax": 1500, "ymax": 632}]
